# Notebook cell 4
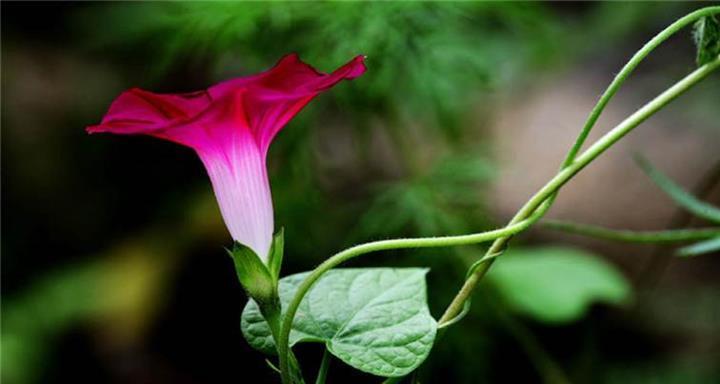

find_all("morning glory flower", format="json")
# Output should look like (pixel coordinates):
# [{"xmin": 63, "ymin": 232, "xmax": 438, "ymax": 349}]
[{"xmin": 88, "ymin": 54, "xmax": 366, "ymax": 262}]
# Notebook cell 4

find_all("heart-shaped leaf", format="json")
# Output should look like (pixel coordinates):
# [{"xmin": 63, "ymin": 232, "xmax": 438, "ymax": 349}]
[{"xmin": 241, "ymin": 268, "xmax": 437, "ymax": 377}]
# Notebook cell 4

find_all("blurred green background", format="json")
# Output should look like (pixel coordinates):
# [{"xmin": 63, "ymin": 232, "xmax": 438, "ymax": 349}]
[{"xmin": 2, "ymin": 2, "xmax": 719, "ymax": 383}]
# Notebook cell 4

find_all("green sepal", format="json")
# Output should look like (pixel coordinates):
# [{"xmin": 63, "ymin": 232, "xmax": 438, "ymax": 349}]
[
  {"xmin": 227, "ymin": 242, "xmax": 276, "ymax": 304},
  {"xmin": 267, "ymin": 228, "xmax": 285, "ymax": 283}
]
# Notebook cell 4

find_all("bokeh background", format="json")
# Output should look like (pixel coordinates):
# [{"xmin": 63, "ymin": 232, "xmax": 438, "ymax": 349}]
[{"xmin": 2, "ymin": 2, "xmax": 719, "ymax": 383}]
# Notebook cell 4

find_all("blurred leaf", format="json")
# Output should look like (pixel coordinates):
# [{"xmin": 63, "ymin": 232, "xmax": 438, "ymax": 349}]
[
  {"xmin": 676, "ymin": 236, "xmax": 720, "ymax": 257},
  {"xmin": 693, "ymin": 15, "xmax": 720, "ymax": 66},
  {"xmin": 1, "ymin": 244, "xmax": 172, "ymax": 384},
  {"xmin": 354, "ymin": 153, "xmax": 495, "ymax": 240},
  {"xmin": 242, "ymin": 268, "xmax": 436, "ymax": 377},
  {"xmin": 636, "ymin": 156, "xmax": 720, "ymax": 224},
  {"xmin": 489, "ymin": 246, "xmax": 631, "ymax": 323},
  {"xmin": 578, "ymin": 2, "xmax": 689, "ymax": 52},
  {"xmin": 0, "ymin": 332, "xmax": 45, "ymax": 384}
]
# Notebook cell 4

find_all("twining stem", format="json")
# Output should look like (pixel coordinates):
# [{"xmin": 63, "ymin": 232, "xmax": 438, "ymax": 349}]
[
  {"xmin": 542, "ymin": 220, "xmax": 720, "ymax": 243},
  {"xmin": 276, "ymin": 7, "xmax": 720, "ymax": 383},
  {"xmin": 525, "ymin": 6, "xmax": 720, "ymax": 227},
  {"xmin": 560, "ymin": 6, "xmax": 720, "ymax": 169},
  {"xmin": 438, "ymin": 56, "xmax": 720, "ymax": 325},
  {"xmin": 430, "ymin": 7, "xmax": 720, "ymax": 306}
]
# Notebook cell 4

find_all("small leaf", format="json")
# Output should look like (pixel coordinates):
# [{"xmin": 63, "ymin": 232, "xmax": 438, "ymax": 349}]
[
  {"xmin": 693, "ymin": 15, "xmax": 720, "ymax": 66},
  {"xmin": 489, "ymin": 246, "xmax": 631, "ymax": 323},
  {"xmin": 242, "ymin": 268, "xmax": 437, "ymax": 377},
  {"xmin": 677, "ymin": 236, "xmax": 720, "ymax": 257},
  {"xmin": 635, "ymin": 155, "xmax": 720, "ymax": 224}
]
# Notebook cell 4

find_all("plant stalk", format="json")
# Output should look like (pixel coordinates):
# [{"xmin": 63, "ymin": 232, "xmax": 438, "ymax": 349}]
[
  {"xmin": 438, "ymin": 56, "xmax": 720, "ymax": 325},
  {"xmin": 277, "ymin": 7, "xmax": 720, "ymax": 381}
]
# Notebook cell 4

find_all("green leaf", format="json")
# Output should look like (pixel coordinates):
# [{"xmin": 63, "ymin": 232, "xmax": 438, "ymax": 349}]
[
  {"xmin": 693, "ymin": 15, "xmax": 720, "ymax": 66},
  {"xmin": 636, "ymin": 156, "xmax": 720, "ymax": 224},
  {"xmin": 489, "ymin": 246, "xmax": 631, "ymax": 323},
  {"xmin": 677, "ymin": 236, "xmax": 720, "ymax": 257},
  {"xmin": 242, "ymin": 268, "xmax": 437, "ymax": 377},
  {"xmin": 228, "ymin": 242, "xmax": 275, "ymax": 303}
]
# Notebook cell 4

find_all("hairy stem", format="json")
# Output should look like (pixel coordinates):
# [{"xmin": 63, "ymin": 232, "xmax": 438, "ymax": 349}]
[
  {"xmin": 438, "ymin": 56, "xmax": 720, "ymax": 325},
  {"xmin": 531, "ymin": 6, "xmax": 720, "ymax": 227},
  {"xmin": 561, "ymin": 6, "xmax": 720, "ymax": 169}
]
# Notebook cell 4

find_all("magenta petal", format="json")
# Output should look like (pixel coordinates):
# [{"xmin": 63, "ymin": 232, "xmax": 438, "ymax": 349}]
[
  {"xmin": 87, "ymin": 55, "xmax": 366, "ymax": 261},
  {"xmin": 209, "ymin": 53, "xmax": 367, "ymax": 153},
  {"xmin": 86, "ymin": 88, "xmax": 211, "ymax": 140}
]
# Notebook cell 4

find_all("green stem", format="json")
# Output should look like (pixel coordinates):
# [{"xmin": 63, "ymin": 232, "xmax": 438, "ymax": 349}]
[
  {"xmin": 560, "ymin": 6, "xmax": 720, "ymax": 169},
  {"xmin": 314, "ymin": 349, "xmax": 332, "ymax": 384},
  {"xmin": 437, "ymin": 55, "xmax": 720, "ymax": 325},
  {"xmin": 542, "ymin": 220, "xmax": 720, "ymax": 243},
  {"xmin": 259, "ymin": 299, "xmax": 305, "ymax": 383},
  {"xmin": 527, "ymin": 5, "xmax": 720, "ymax": 245},
  {"xmin": 258, "ymin": 299, "xmax": 283, "ymax": 346},
  {"xmin": 535, "ymin": 6, "xmax": 720, "ymax": 228}
]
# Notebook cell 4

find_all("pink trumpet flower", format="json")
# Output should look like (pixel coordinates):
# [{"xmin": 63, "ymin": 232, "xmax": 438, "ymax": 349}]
[{"xmin": 88, "ymin": 54, "xmax": 366, "ymax": 262}]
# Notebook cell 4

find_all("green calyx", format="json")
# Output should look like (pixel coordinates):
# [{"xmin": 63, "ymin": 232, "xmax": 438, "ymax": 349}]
[{"xmin": 228, "ymin": 229, "xmax": 285, "ymax": 305}]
